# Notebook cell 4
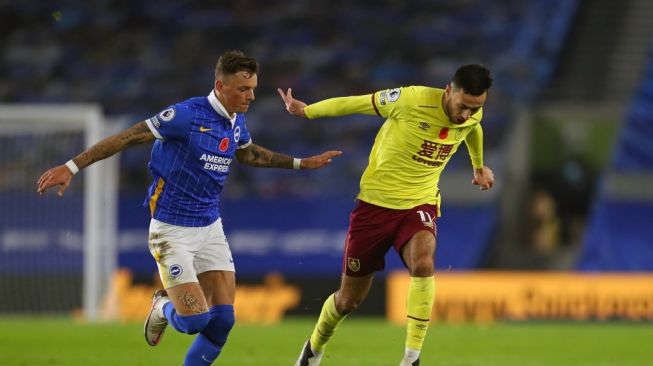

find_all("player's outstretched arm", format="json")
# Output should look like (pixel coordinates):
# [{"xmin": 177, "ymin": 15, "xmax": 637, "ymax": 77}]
[
  {"xmin": 278, "ymin": 87, "xmax": 376, "ymax": 119},
  {"xmin": 37, "ymin": 121, "xmax": 156, "ymax": 196},
  {"xmin": 235, "ymin": 143, "xmax": 342, "ymax": 169},
  {"xmin": 472, "ymin": 166, "xmax": 495, "ymax": 191}
]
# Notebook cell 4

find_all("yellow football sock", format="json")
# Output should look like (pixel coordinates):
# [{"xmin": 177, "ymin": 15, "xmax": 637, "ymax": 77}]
[
  {"xmin": 405, "ymin": 276, "xmax": 435, "ymax": 351},
  {"xmin": 309, "ymin": 293, "xmax": 347, "ymax": 353}
]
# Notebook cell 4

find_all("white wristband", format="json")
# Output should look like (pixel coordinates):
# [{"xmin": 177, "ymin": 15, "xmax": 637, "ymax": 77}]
[
  {"xmin": 65, "ymin": 160, "xmax": 79, "ymax": 175},
  {"xmin": 293, "ymin": 158, "xmax": 301, "ymax": 170}
]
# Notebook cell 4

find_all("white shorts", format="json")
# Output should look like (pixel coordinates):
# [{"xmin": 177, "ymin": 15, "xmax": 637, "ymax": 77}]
[{"xmin": 148, "ymin": 218, "xmax": 235, "ymax": 289}]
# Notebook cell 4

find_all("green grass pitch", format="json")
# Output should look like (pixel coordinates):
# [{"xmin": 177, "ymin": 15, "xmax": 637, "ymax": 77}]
[{"xmin": 1, "ymin": 317, "xmax": 651, "ymax": 365}]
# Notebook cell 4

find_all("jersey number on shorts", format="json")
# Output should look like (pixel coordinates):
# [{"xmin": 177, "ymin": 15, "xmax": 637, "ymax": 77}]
[{"xmin": 417, "ymin": 210, "xmax": 434, "ymax": 228}]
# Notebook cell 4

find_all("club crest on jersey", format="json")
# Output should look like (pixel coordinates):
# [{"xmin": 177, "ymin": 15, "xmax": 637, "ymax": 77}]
[
  {"xmin": 169, "ymin": 264, "xmax": 183, "ymax": 278},
  {"xmin": 159, "ymin": 108, "xmax": 176, "ymax": 122},
  {"xmin": 234, "ymin": 126, "xmax": 241, "ymax": 142},
  {"xmin": 219, "ymin": 137, "xmax": 230, "ymax": 152},
  {"xmin": 455, "ymin": 128, "xmax": 465, "ymax": 141},
  {"xmin": 439, "ymin": 127, "xmax": 449, "ymax": 139},
  {"xmin": 347, "ymin": 257, "xmax": 360, "ymax": 272}
]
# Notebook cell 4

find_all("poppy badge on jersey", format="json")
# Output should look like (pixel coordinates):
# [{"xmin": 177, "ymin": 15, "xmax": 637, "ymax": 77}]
[{"xmin": 219, "ymin": 137, "xmax": 230, "ymax": 152}]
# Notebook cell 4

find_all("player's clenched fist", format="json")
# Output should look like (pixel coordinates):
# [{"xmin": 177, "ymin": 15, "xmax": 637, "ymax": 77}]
[{"xmin": 472, "ymin": 165, "xmax": 494, "ymax": 190}]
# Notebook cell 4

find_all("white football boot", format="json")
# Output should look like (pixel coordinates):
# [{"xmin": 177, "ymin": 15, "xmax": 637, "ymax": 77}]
[{"xmin": 143, "ymin": 289, "xmax": 169, "ymax": 346}]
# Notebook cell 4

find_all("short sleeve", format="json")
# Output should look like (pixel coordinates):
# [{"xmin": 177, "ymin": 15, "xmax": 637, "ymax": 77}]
[
  {"xmin": 145, "ymin": 104, "xmax": 192, "ymax": 140},
  {"xmin": 236, "ymin": 116, "xmax": 252, "ymax": 149}
]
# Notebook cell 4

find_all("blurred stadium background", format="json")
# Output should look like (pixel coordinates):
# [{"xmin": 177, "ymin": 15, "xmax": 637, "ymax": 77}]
[{"xmin": 1, "ymin": 0, "xmax": 652, "ymax": 365}]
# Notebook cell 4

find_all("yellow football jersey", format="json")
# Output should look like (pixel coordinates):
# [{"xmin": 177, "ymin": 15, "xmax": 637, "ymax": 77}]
[{"xmin": 304, "ymin": 86, "xmax": 484, "ymax": 214}]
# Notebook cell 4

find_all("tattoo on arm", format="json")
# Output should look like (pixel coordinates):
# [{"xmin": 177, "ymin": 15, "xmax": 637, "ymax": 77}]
[
  {"xmin": 178, "ymin": 291, "xmax": 208, "ymax": 314},
  {"xmin": 72, "ymin": 121, "xmax": 155, "ymax": 169},
  {"xmin": 236, "ymin": 143, "xmax": 293, "ymax": 168}
]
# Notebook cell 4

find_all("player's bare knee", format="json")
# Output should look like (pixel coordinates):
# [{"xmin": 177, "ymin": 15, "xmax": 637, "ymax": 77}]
[
  {"xmin": 335, "ymin": 296, "xmax": 362, "ymax": 315},
  {"xmin": 409, "ymin": 258, "xmax": 434, "ymax": 277}
]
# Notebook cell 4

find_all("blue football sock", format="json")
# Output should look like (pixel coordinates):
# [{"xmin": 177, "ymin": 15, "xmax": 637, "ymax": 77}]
[
  {"xmin": 183, "ymin": 305, "xmax": 235, "ymax": 366},
  {"xmin": 162, "ymin": 302, "xmax": 210, "ymax": 334}
]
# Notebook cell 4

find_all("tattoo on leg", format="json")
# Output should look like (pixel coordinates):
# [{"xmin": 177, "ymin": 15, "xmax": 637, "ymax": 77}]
[{"xmin": 178, "ymin": 291, "xmax": 207, "ymax": 313}]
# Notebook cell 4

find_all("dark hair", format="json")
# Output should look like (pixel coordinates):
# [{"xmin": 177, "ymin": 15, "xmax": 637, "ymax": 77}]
[
  {"xmin": 214, "ymin": 50, "xmax": 258, "ymax": 80},
  {"xmin": 452, "ymin": 64, "xmax": 492, "ymax": 96}
]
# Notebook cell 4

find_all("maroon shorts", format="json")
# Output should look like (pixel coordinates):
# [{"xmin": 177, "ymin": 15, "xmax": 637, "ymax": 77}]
[{"xmin": 342, "ymin": 200, "xmax": 438, "ymax": 276}]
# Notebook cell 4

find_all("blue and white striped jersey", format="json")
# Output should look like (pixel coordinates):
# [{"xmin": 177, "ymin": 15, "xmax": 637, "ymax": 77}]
[{"xmin": 143, "ymin": 91, "xmax": 252, "ymax": 227}]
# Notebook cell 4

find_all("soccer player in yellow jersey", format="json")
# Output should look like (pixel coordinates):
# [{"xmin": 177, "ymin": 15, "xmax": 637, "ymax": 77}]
[{"xmin": 278, "ymin": 64, "xmax": 495, "ymax": 366}]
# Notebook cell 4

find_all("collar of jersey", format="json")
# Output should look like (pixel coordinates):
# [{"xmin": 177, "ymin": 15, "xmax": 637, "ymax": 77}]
[{"xmin": 207, "ymin": 90, "xmax": 237, "ymax": 127}]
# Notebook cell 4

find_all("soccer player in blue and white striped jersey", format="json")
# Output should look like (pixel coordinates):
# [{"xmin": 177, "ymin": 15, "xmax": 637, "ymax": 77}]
[{"xmin": 37, "ymin": 50, "xmax": 341, "ymax": 365}]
